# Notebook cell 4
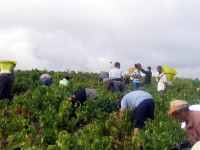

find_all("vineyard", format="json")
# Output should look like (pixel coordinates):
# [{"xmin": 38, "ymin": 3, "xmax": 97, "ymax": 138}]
[{"xmin": 0, "ymin": 69, "xmax": 200, "ymax": 150}]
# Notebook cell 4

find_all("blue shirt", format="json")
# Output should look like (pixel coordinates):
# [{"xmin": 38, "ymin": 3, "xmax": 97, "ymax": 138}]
[{"xmin": 121, "ymin": 90, "xmax": 153, "ymax": 110}]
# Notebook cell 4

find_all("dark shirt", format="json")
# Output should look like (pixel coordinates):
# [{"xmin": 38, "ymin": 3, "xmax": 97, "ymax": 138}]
[
  {"xmin": 141, "ymin": 69, "xmax": 152, "ymax": 84},
  {"xmin": 73, "ymin": 88, "xmax": 86, "ymax": 104},
  {"xmin": 0, "ymin": 73, "xmax": 13, "ymax": 100}
]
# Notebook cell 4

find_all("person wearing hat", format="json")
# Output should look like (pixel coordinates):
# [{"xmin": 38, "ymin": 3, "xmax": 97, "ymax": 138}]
[
  {"xmin": 168, "ymin": 100, "xmax": 200, "ymax": 150},
  {"xmin": 106, "ymin": 80, "xmax": 130, "ymax": 94},
  {"xmin": 132, "ymin": 63, "xmax": 142, "ymax": 89},
  {"xmin": 69, "ymin": 88, "xmax": 98, "ymax": 106},
  {"xmin": 119, "ymin": 90, "xmax": 155, "ymax": 138},
  {"xmin": 109, "ymin": 62, "xmax": 125, "ymax": 82}
]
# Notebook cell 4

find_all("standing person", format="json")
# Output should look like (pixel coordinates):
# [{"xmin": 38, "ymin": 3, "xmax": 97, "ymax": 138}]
[
  {"xmin": 0, "ymin": 60, "xmax": 17, "ymax": 102},
  {"xmin": 0, "ymin": 71, "xmax": 14, "ymax": 101},
  {"xmin": 69, "ymin": 88, "xmax": 98, "ymax": 106},
  {"xmin": 168, "ymin": 100, "xmax": 200, "ymax": 149},
  {"xmin": 119, "ymin": 90, "xmax": 155, "ymax": 138},
  {"xmin": 39, "ymin": 73, "xmax": 52, "ymax": 86},
  {"xmin": 141, "ymin": 66, "xmax": 152, "ymax": 85},
  {"xmin": 156, "ymin": 66, "xmax": 168, "ymax": 94},
  {"xmin": 132, "ymin": 63, "xmax": 142, "ymax": 89},
  {"xmin": 109, "ymin": 62, "xmax": 124, "ymax": 82},
  {"xmin": 98, "ymin": 71, "xmax": 109, "ymax": 84},
  {"xmin": 59, "ymin": 75, "xmax": 70, "ymax": 86},
  {"xmin": 106, "ymin": 80, "xmax": 130, "ymax": 94}
]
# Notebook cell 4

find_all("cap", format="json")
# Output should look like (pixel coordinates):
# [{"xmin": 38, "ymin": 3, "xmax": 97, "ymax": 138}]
[{"xmin": 168, "ymin": 100, "xmax": 188, "ymax": 115}]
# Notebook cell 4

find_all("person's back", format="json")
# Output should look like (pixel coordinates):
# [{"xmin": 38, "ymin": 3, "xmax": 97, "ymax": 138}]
[
  {"xmin": 0, "ymin": 67, "xmax": 16, "ymax": 101},
  {"xmin": 141, "ymin": 66, "xmax": 152, "ymax": 85},
  {"xmin": 59, "ymin": 76, "xmax": 70, "ymax": 86},
  {"xmin": 85, "ymin": 88, "xmax": 98, "ymax": 100},
  {"xmin": 98, "ymin": 71, "xmax": 109, "ymax": 83},
  {"xmin": 40, "ymin": 73, "xmax": 52, "ymax": 86},
  {"xmin": 121, "ymin": 90, "xmax": 154, "ymax": 109},
  {"xmin": 108, "ymin": 81, "xmax": 130, "ymax": 94},
  {"xmin": 69, "ymin": 88, "xmax": 98, "ymax": 105},
  {"xmin": 119, "ymin": 90, "xmax": 155, "ymax": 139},
  {"xmin": 0, "ymin": 73, "xmax": 13, "ymax": 100},
  {"xmin": 109, "ymin": 62, "xmax": 124, "ymax": 81}
]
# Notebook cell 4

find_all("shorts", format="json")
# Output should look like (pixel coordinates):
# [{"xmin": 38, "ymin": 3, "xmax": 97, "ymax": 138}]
[{"xmin": 133, "ymin": 98, "xmax": 155, "ymax": 128}]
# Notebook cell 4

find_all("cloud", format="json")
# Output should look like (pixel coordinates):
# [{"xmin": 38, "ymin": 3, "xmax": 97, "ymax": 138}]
[{"xmin": 0, "ymin": 0, "xmax": 200, "ymax": 79}]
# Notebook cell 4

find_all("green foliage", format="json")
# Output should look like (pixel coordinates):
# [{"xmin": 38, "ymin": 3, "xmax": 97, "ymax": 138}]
[{"xmin": 0, "ymin": 70, "xmax": 200, "ymax": 149}]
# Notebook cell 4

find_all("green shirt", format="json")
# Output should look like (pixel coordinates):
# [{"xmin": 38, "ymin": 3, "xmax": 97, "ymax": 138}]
[{"xmin": 59, "ymin": 79, "xmax": 69, "ymax": 86}]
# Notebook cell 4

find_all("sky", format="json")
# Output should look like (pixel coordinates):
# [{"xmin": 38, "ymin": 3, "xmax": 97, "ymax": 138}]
[{"xmin": 0, "ymin": 0, "xmax": 200, "ymax": 79}]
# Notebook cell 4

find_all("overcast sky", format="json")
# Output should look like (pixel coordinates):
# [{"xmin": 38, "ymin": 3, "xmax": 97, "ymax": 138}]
[{"xmin": 0, "ymin": 0, "xmax": 200, "ymax": 79}]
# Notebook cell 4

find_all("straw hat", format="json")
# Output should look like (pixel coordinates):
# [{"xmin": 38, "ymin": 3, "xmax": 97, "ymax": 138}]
[{"xmin": 168, "ymin": 100, "xmax": 188, "ymax": 115}]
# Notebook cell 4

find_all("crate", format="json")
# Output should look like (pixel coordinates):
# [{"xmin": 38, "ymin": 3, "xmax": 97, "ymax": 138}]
[{"xmin": 0, "ymin": 60, "xmax": 17, "ymax": 73}]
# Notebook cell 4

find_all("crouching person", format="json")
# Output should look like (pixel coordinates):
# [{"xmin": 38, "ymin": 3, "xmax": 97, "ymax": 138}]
[
  {"xmin": 39, "ymin": 73, "xmax": 52, "ymax": 86},
  {"xmin": 69, "ymin": 88, "xmax": 98, "ymax": 106},
  {"xmin": 69, "ymin": 88, "xmax": 98, "ymax": 118},
  {"xmin": 106, "ymin": 80, "xmax": 130, "ymax": 94},
  {"xmin": 168, "ymin": 100, "xmax": 200, "ymax": 150},
  {"xmin": 119, "ymin": 90, "xmax": 155, "ymax": 138}
]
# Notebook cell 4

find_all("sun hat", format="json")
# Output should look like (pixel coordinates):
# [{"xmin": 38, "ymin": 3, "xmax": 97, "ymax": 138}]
[{"xmin": 168, "ymin": 100, "xmax": 188, "ymax": 115}]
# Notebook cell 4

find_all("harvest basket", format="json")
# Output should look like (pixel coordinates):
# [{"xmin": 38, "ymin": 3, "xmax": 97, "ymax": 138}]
[
  {"xmin": 128, "ymin": 68, "xmax": 136, "ymax": 74},
  {"xmin": 0, "ymin": 60, "xmax": 17, "ymax": 73},
  {"xmin": 162, "ymin": 66, "xmax": 177, "ymax": 81}
]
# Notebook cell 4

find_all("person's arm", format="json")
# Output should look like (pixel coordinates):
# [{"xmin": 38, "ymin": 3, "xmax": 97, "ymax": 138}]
[
  {"xmin": 140, "ymin": 68, "xmax": 147, "ymax": 74},
  {"xmin": 134, "ymin": 128, "xmax": 140, "ymax": 137},
  {"xmin": 119, "ymin": 109, "xmax": 126, "ymax": 120},
  {"xmin": 106, "ymin": 82, "xmax": 112, "ymax": 94}
]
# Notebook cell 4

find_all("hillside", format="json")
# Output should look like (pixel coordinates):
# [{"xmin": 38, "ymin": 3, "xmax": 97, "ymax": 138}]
[{"xmin": 0, "ymin": 69, "xmax": 200, "ymax": 150}]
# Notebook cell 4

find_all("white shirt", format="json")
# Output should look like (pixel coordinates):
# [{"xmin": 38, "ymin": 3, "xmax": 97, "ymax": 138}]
[
  {"xmin": 156, "ymin": 72, "xmax": 168, "ymax": 91},
  {"xmin": 132, "ymin": 69, "xmax": 141, "ymax": 83},
  {"xmin": 181, "ymin": 105, "xmax": 200, "ymax": 129},
  {"xmin": 109, "ymin": 68, "xmax": 124, "ymax": 80}
]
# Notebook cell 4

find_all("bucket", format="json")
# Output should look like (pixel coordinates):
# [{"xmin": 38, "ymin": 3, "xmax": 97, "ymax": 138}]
[{"xmin": 0, "ymin": 60, "xmax": 17, "ymax": 73}]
